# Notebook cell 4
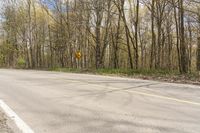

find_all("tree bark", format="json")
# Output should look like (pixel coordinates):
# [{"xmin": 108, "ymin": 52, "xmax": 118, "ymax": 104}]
[{"xmin": 197, "ymin": 37, "xmax": 200, "ymax": 71}]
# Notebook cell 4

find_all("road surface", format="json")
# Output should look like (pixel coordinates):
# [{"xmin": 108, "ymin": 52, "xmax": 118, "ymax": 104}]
[{"xmin": 0, "ymin": 69, "xmax": 200, "ymax": 133}]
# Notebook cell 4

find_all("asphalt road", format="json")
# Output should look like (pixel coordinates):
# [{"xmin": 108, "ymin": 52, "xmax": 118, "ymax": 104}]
[{"xmin": 0, "ymin": 69, "xmax": 200, "ymax": 133}]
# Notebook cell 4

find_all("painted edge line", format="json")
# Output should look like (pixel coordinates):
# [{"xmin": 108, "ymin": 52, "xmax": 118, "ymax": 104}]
[
  {"xmin": 81, "ymin": 80, "xmax": 200, "ymax": 106},
  {"xmin": 125, "ymin": 90, "xmax": 200, "ymax": 106},
  {"xmin": 82, "ymin": 80, "xmax": 200, "ymax": 106},
  {"xmin": 0, "ymin": 100, "xmax": 34, "ymax": 133}
]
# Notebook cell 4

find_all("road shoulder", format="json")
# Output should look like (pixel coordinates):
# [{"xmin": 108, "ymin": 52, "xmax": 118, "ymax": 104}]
[{"xmin": 0, "ymin": 109, "xmax": 15, "ymax": 133}]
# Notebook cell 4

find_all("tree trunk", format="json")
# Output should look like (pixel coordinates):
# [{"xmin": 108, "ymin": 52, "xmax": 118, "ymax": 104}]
[
  {"xmin": 135, "ymin": 0, "xmax": 139, "ymax": 69},
  {"xmin": 179, "ymin": 0, "xmax": 188, "ymax": 73},
  {"xmin": 197, "ymin": 37, "xmax": 200, "ymax": 71},
  {"xmin": 150, "ymin": 0, "xmax": 156, "ymax": 69}
]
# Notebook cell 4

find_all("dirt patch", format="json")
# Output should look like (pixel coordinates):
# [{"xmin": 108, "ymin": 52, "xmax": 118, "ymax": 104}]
[
  {"xmin": 130, "ymin": 75, "xmax": 200, "ymax": 86},
  {"xmin": 0, "ymin": 110, "xmax": 13, "ymax": 133}
]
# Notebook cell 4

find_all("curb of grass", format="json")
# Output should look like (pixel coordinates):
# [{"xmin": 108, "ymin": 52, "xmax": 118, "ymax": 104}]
[{"xmin": 47, "ymin": 68, "xmax": 200, "ymax": 86}]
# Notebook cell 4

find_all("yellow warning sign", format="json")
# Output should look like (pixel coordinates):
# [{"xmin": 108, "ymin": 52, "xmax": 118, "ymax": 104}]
[{"xmin": 75, "ymin": 51, "xmax": 81, "ymax": 59}]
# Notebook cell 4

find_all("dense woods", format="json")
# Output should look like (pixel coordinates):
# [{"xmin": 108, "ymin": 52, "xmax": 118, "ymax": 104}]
[{"xmin": 0, "ymin": 0, "xmax": 200, "ymax": 74}]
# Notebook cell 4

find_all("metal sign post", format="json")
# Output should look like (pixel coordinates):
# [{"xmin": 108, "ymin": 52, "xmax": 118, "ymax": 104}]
[{"xmin": 75, "ymin": 51, "xmax": 81, "ymax": 68}]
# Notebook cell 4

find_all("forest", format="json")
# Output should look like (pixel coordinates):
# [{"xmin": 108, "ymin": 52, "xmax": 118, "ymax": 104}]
[{"xmin": 0, "ymin": 0, "xmax": 200, "ymax": 75}]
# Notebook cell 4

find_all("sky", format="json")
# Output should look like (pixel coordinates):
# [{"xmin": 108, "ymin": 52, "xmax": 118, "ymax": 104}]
[
  {"xmin": 0, "ymin": 1, "xmax": 3, "ymax": 21},
  {"xmin": 0, "ymin": 0, "xmax": 3, "ymax": 12},
  {"xmin": 40, "ymin": 0, "xmax": 56, "ymax": 9}
]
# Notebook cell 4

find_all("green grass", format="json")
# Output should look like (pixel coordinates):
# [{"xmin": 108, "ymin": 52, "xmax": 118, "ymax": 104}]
[
  {"xmin": 48, "ymin": 67, "xmax": 181, "ymax": 77},
  {"xmin": 48, "ymin": 67, "xmax": 82, "ymax": 73},
  {"xmin": 95, "ymin": 68, "xmax": 179, "ymax": 76},
  {"xmin": 47, "ymin": 67, "xmax": 199, "ymax": 85}
]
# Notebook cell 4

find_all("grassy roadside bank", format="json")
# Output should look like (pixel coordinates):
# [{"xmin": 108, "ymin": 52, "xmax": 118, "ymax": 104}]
[{"xmin": 47, "ymin": 68, "xmax": 200, "ymax": 85}]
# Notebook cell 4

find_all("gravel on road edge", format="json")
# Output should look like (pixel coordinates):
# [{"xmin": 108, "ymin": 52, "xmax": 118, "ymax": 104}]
[{"xmin": 0, "ymin": 110, "xmax": 14, "ymax": 133}]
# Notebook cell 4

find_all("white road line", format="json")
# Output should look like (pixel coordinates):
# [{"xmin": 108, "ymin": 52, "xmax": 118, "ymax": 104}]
[
  {"xmin": 83, "ymin": 81, "xmax": 200, "ymax": 106},
  {"xmin": 125, "ymin": 90, "xmax": 200, "ymax": 106},
  {"xmin": 71, "ymin": 80, "xmax": 200, "ymax": 106},
  {"xmin": 0, "ymin": 100, "xmax": 34, "ymax": 133}
]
